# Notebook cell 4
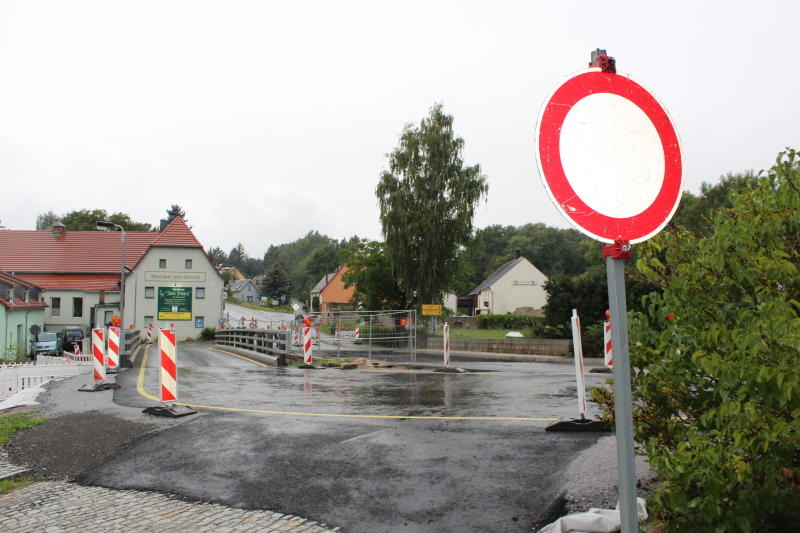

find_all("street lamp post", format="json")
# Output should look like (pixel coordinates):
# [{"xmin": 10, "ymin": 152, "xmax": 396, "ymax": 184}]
[{"xmin": 96, "ymin": 220, "xmax": 127, "ymax": 365}]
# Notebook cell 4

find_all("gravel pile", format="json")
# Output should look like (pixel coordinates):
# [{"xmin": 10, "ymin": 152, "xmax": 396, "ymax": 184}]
[{"xmin": 557, "ymin": 434, "xmax": 657, "ymax": 513}]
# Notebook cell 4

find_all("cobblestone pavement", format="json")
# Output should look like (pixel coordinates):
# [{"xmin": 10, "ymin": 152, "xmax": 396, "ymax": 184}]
[
  {"xmin": 0, "ymin": 481, "xmax": 341, "ymax": 533},
  {"xmin": 0, "ymin": 456, "xmax": 28, "ymax": 480}
]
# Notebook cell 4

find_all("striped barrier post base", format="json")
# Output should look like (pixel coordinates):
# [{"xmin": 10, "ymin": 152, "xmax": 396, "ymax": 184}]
[
  {"xmin": 77, "ymin": 328, "xmax": 121, "ymax": 392},
  {"xmin": 142, "ymin": 329, "xmax": 196, "ymax": 418}
]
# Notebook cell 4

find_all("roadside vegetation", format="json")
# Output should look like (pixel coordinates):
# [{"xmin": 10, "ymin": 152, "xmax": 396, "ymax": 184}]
[
  {"xmin": 0, "ymin": 412, "xmax": 45, "ymax": 494},
  {"xmin": 594, "ymin": 149, "xmax": 800, "ymax": 531},
  {"xmin": 0, "ymin": 412, "xmax": 45, "ymax": 445}
]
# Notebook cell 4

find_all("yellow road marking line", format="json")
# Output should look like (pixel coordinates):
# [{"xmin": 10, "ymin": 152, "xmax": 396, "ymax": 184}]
[
  {"xmin": 134, "ymin": 344, "xmax": 559, "ymax": 422},
  {"xmin": 210, "ymin": 347, "xmax": 270, "ymax": 367}
]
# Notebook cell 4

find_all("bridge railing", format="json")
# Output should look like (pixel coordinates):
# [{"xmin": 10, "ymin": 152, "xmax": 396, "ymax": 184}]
[{"xmin": 214, "ymin": 328, "xmax": 291, "ymax": 359}]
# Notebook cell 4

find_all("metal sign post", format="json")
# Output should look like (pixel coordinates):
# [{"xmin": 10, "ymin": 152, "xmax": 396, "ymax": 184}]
[
  {"xmin": 605, "ymin": 241, "xmax": 636, "ymax": 532},
  {"xmin": 535, "ymin": 49, "xmax": 683, "ymax": 530}
]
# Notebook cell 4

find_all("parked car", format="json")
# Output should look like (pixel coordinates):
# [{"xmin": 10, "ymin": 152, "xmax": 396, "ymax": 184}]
[
  {"xmin": 61, "ymin": 327, "xmax": 84, "ymax": 352},
  {"xmin": 30, "ymin": 331, "xmax": 61, "ymax": 357}
]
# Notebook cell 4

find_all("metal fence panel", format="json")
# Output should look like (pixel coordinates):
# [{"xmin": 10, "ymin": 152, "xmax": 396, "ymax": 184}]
[{"xmin": 307, "ymin": 309, "xmax": 417, "ymax": 362}]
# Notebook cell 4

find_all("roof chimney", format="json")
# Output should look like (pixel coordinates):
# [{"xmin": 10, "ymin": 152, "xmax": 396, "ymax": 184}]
[
  {"xmin": 52, "ymin": 222, "xmax": 65, "ymax": 237},
  {"xmin": 515, "ymin": 248, "xmax": 523, "ymax": 258}
]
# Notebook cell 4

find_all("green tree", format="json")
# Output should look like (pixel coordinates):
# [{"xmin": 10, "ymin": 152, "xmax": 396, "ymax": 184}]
[
  {"xmin": 595, "ymin": 150, "xmax": 800, "ymax": 530},
  {"xmin": 159, "ymin": 204, "xmax": 187, "ymax": 230},
  {"xmin": 206, "ymin": 246, "xmax": 226, "ymax": 268},
  {"xmin": 35, "ymin": 210, "xmax": 60, "ymax": 230},
  {"xmin": 60, "ymin": 209, "xmax": 152, "ymax": 231},
  {"xmin": 227, "ymin": 243, "xmax": 246, "ymax": 270},
  {"xmin": 376, "ymin": 103, "xmax": 488, "ymax": 307},
  {"xmin": 669, "ymin": 171, "xmax": 758, "ymax": 236},
  {"xmin": 302, "ymin": 243, "xmax": 340, "ymax": 293},
  {"xmin": 341, "ymin": 240, "xmax": 405, "ymax": 310},
  {"xmin": 260, "ymin": 262, "xmax": 291, "ymax": 301},
  {"xmin": 263, "ymin": 230, "xmax": 340, "ymax": 300}
]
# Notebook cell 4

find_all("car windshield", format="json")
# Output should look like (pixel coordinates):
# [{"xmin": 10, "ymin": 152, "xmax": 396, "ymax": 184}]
[
  {"xmin": 65, "ymin": 329, "xmax": 82, "ymax": 336},
  {"xmin": 39, "ymin": 332, "xmax": 57, "ymax": 341}
]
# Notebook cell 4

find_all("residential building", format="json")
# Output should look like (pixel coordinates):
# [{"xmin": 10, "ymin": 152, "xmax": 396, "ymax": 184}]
[
  {"xmin": 469, "ymin": 251, "xmax": 548, "ymax": 315},
  {"xmin": 310, "ymin": 266, "xmax": 355, "ymax": 316},
  {"xmin": 0, "ymin": 271, "xmax": 47, "ymax": 358},
  {"xmin": 228, "ymin": 279, "xmax": 260, "ymax": 303},
  {"xmin": 0, "ymin": 217, "xmax": 224, "ymax": 341}
]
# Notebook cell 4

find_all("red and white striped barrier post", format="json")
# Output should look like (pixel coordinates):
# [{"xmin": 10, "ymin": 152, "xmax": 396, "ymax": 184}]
[
  {"xmin": 354, "ymin": 326, "xmax": 360, "ymax": 340},
  {"xmin": 443, "ymin": 322, "xmax": 451, "ymax": 368},
  {"xmin": 314, "ymin": 327, "xmax": 320, "ymax": 346},
  {"xmin": 160, "ymin": 328, "xmax": 177, "ymax": 402},
  {"xmin": 147, "ymin": 323, "xmax": 153, "ymax": 343},
  {"xmin": 303, "ymin": 326, "xmax": 313, "ymax": 365},
  {"xmin": 107, "ymin": 326, "xmax": 120, "ymax": 370},
  {"xmin": 74, "ymin": 343, "xmax": 81, "ymax": 356},
  {"xmin": 570, "ymin": 309, "xmax": 588, "ymax": 416},
  {"xmin": 92, "ymin": 328, "xmax": 106, "ymax": 382},
  {"xmin": 603, "ymin": 320, "xmax": 613, "ymax": 369}
]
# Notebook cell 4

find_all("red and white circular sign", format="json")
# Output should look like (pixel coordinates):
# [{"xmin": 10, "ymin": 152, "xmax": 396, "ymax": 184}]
[{"xmin": 535, "ymin": 68, "xmax": 682, "ymax": 244}]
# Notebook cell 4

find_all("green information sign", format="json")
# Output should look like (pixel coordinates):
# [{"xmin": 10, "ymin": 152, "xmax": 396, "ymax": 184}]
[{"xmin": 158, "ymin": 287, "xmax": 192, "ymax": 320}]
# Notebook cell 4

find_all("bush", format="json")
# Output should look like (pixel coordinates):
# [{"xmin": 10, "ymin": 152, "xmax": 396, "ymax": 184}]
[
  {"xmin": 594, "ymin": 150, "xmax": 800, "ymax": 531},
  {"xmin": 199, "ymin": 327, "xmax": 216, "ymax": 341},
  {"xmin": 476, "ymin": 313, "xmax": 542, "ymax": 330}
]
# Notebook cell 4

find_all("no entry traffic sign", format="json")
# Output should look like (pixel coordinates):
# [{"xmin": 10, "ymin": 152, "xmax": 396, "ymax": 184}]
[{"xmin": 535, "ymin": 68, "xmax": 682, "ymax": 243}]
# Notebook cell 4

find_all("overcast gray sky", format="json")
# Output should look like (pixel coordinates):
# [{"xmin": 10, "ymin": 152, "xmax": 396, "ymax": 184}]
[{"xmin": 2, "ymin": 0, "xmax": 798, "ymax": 257}]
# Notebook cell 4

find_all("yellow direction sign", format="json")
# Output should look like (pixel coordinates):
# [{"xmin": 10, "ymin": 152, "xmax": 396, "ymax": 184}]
[{"xmin": 421, "ymin": 304, "xmax": 442, "ymax": 316}]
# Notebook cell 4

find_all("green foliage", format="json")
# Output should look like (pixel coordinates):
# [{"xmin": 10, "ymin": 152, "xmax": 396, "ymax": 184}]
[
  {"xmin": 260, "ymin": 262, "xmax": 291, "ymax": 300},
  {"xmin": 376, "ymin": 103, "xmax": 488, "ymax": 307},
  {"xmin": 602, "ymin": 150, "xmax": 800, "ymax": 531},
  {"xmin": 0, "ymin": 412, "xmax": 45, "ymax": 445},
  {"xmin": 159, "ymin": 204, "xmax": 187, "ymax": 230},
  {"xmin": 199, "ymin": 327, "xmax": 216, "ymax": 341},
  {"xmin": 475, "ymin": 313, "xmax": 541, "ymax": 330},
  {"xmin": 341, "ymin": 240, "xmax": 405, "ymax": 310},
  {"xmin": 206, "ymin": 246, "xmax": 226, "ymax": 268},
  {"xmin": 35, "ymin": 210, "xmax": 60, "ymax": 230},
  {"xmin": 56, "ymin": 209, "xmax": 153, "ymax": 231}
]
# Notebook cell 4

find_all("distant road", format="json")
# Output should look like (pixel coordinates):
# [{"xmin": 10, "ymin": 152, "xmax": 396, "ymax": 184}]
[{"xmin": 224, "ymin": 302, "xmax": 294, "ymax": 329}]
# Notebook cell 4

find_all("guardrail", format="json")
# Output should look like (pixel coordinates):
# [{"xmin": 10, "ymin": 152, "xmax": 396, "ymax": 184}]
[
  {"xmin": 214, "ymin": 328, "xmax": 291, "ymax": 363},
  {"xmin": 123, "ymin": 329, "xmax": 141, "ymax": 355}
]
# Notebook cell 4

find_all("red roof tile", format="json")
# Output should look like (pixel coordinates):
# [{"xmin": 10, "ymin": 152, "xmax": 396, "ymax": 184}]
[
  {"xmin": 150, "ymin": 217, "xmax": 203, "ymax": 248},
  {"xmin": 15, "ymin": 274, "xmax": 120, "ymax": 291},
  {"xmin": 0, "ymin": 217, "xmax": 202, "ymax": 276},
  {"xmin": 0, "ymin": 296, "xmax": 48, "ymax": 311},
  {"xmin": 0, "ymin": 271, "xmax": 39, "ymax": 289}
]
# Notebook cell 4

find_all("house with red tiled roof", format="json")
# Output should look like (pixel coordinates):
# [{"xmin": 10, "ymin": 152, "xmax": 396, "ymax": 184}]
[
  {"xmin": 0, "ymin": 217, "xmax": 224, "ymax": 341},
  {"xmin": 0, "ymin": 271, "xmax": 47, "ymax": 360}
]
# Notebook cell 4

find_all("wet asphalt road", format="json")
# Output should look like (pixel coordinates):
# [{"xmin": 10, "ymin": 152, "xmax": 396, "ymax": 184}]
[{"xmin": 90, "ymin": 342, "xmax": 609, "ymax": 532}]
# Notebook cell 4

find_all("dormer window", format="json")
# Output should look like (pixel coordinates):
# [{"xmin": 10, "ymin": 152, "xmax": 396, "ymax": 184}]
[{"xmin": 23, "ymin": 290, "xmax": 30, "ymax": 303}]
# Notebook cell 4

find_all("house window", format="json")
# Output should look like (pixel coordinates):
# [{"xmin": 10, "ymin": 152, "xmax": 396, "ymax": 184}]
[
  {"xmin": 73, "ymin": 297, "xmax": 83, "ymax": 317},
  {"xmin": 185, "ymin": 259, "xmax": 192, "ymax": 269},
  {"xmin": 195, "ymin": 316, "xmax": 204, "ymax": 328},
  {"xmin": 144, "ymin": 286, "xmax": 155, "ymax": 299},
  {"xmin": 51, "ymin": 297, "xmax": 61, "ymax": 317},
  {"xmin": 144, "ymin": 315, "xmax": 154, "ymax": 327},
  {"xmin": 104, "ymin": 310, "xmax": 113, "ymax": 325},
  {"xmin": 196, "ymin": 287, "xmax": 205, "ymax": 299},
  {"xmin": 247, "ymin": 296, "xmax": 254, "ymax": 302},
  {"xmin": 159, "ymin": 259, "xmax": 167, "ymax": 268}
]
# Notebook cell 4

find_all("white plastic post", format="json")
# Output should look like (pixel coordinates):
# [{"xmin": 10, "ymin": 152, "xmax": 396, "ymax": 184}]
[
  {"xmin": 570, "ymin": 309, "xmax": 587, "ymax": 416},
  {"xmin": 443, "ymin": 322, "xmax": 450, "ymax": 368},
  {"xmin": 604, "ymin": 320, "xmax": 613, "ymax": 368}
]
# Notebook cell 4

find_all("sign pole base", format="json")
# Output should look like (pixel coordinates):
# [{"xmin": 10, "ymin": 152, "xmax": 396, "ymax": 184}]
[{"xmin": 546, "ymin": 415, "xmax": 610, "ymax": 432}]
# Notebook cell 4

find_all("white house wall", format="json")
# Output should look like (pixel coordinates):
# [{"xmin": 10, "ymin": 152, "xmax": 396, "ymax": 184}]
[
  {"xmin": 41, "ymin": 289, "xmax": 119, "ymax": 332},
  {"xmin": 487, "ymin": 261, "xmax": 548, "ymax": 314},
  {"xmin": 125, "ymin": 247, "xmax": 224, "ymax": 340}
]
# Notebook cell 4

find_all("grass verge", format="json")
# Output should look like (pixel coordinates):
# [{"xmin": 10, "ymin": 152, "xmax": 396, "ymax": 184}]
[
  {"xmin": 225, "ymin": 298, "xmax": 292, "ymax": 314},
  {"xmin": 0, "ymin": 477, "xmax": 33, "ymax": 495},
  {"xmin": 0, "ymin": 412, "xmax": 46, "ymax": 445},
  {"xmin": 432, "ymin": 328, "xmax": 524, "ymax": 339}
]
